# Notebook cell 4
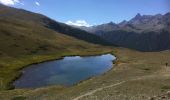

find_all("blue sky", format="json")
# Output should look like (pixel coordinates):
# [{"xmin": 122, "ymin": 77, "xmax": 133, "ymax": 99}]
[{"xmin": 0, "ymin": 0, "xmax": 170, "ymax": 26}]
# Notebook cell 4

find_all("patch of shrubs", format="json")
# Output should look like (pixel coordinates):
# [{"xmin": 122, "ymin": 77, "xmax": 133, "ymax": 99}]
[
  {"xmin": 38, "ymin": 44, "xmax": 49, "ymax": 51},
  {"xmin": 161, "ymin": 85, "xmax": 170, "ymax": 90},
  {"xmin": 11, "ymin": 96, "xmax": 26, "ymax": 100},
  {"xmin": 30, "ymin": 50, "xmax": 38, "ymax": 54},
  {"xmin": 13, "ymin": 44, "xmax": 20, "ymax": 47}
]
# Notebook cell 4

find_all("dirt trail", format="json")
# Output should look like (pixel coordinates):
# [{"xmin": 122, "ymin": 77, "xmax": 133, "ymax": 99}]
[
  {"xmin": 73, "ymin": 72, "xmax": 170, "ymax": 100},
  {"xmin": 72, "ymin": 75, "xmax": 159, "ymax": 100},
  {"xmin": 73, "ymin": 81, "xmax": 126, "ymax": 100}
]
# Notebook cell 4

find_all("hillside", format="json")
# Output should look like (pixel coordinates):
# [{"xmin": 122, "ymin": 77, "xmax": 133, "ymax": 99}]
[
  {"xmin": 0, "ymin": 4, "xmax": 110, "ymax": 46},
  {"xmin": 0, "ymin": 4, "xmax": 112, "ymax": 90},
  {"xmin": 80, "ymin": 13, "xmax": 170, "ymax": 51}
]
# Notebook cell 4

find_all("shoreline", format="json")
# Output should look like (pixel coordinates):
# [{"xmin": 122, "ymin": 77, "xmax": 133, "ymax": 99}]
[{"xmin": 10, "ymin": 51, "xmax": 115, "ymax": 90}]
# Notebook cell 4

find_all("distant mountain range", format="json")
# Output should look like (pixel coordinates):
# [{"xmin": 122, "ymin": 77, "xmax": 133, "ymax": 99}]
[{"xmin": 79, "ymin": 13, "xmax": 170, "ymax": 51}]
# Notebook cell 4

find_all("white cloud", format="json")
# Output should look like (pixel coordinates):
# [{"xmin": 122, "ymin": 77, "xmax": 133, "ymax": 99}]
[
  {"xmin": 66, "ymin": 20, "xmax": 91, "ymax": 27},
  {"xmin": 35, "ymin": 1, "xmax": 40, "ymax": 6},
  {"xmin": 0, "ymin": 0, "xmax": 20, "ymax": 5}
]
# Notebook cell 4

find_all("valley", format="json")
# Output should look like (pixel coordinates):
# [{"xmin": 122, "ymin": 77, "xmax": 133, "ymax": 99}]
[{"xmin": 0, "ymin": 2, "xmax": 170, "ymax": 100}]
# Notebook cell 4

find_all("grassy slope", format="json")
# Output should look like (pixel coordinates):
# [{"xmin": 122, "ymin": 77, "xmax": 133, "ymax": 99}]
[
  {"xmin": 0, "ymin": 4, "xmax": 111, "ymax": 46},
  {"xmin": 0, "ymin": 17, "xmax": 112, "ymax": 90},
  {"xmin": 0, "ymin": 48, "xmax": 170, "ymax": 100}
]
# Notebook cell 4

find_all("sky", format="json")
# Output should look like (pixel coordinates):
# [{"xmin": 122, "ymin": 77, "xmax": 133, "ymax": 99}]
[{"xmin": 0, "ymin": 0, "xmax": 170, "ymax": 26}]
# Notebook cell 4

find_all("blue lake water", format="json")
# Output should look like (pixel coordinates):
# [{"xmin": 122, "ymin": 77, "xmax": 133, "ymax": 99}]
[{"xmin": 14, "ymin": 54, "xmax": 116, "ymax": 88}]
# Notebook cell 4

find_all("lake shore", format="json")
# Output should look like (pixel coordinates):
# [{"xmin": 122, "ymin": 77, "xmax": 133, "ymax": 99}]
[
  {"xmin": 4, "ymin": 49, "xmax": 114, "ymax": 90},
  {"xmin": 13, "ymin": 53, "xmax": 116, "ymax": 88}
]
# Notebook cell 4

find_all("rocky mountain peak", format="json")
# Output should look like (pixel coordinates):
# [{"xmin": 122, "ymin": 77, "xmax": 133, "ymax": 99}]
[
  {"xmin": 135, "ymin": 13, "xmax": 142, "ymax": 19},
  {"xmin": 108, "ymin": 21, "xmax": 116, "ymax": 25}
]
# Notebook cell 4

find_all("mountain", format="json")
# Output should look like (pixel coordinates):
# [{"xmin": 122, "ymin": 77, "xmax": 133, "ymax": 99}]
[
  {"xmin": 0, "ymin": 4, "xmax": 112, "ymax": 90},
  {"xmin": 80, "ymin": 13, "xmax": 170, "ymax": 51}
]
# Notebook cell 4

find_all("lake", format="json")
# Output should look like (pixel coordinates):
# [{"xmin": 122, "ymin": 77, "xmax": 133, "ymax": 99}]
[{"xmin": 14, "ymin": 54, "xmax": 116, "ymax": 88}]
